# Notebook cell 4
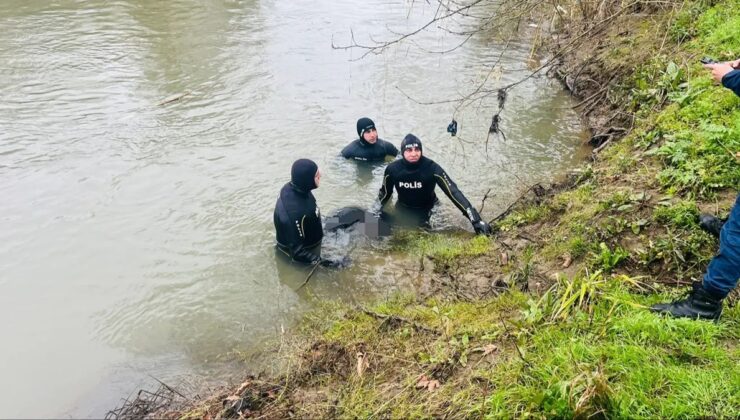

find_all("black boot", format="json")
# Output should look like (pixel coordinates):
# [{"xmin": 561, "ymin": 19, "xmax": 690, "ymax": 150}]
[
  {"xmin": 699, "ymin": 214, "xmax": 725, "ymax": 238},
  {"xmin": 650, "ymin": 282, "xmax": 723, "ymax": 320}
]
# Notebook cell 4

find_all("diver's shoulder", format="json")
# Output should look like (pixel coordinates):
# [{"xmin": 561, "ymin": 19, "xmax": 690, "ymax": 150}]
[
  {"xmin": 387, "ymin": 158, "xmax": 405, "ymax": 169},
  {"xmin": 378, "ymin": 138, "xmax": 397, "ymax": 149},
  {"xmin": 421, "ymin": 156, "xmax": 437, "ymax": 167},
  {"xmin": 278, "ymin": 182, "xmax": 293, "ymax": 194},
  {"xmin": 341, "ymin": 139, "xmax": 362, "ymax": 155}
]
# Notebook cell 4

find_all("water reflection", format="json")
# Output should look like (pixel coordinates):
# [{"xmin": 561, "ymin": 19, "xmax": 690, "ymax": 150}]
[{"xmin": 354, "ymin": 161, "xmax": 387, "ymax": 189}]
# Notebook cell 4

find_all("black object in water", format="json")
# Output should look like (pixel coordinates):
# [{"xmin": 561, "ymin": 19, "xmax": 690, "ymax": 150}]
[
  {"xmin": 325, "ymin": 206, "xmax": 391, "ymax": 238},
  {"xmin": 447, "ymin": 119, "xmax": 458, "ymax": 136}
]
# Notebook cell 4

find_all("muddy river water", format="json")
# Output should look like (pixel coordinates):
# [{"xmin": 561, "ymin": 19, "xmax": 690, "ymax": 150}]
[{"xmin": 0, "ymin": 0, "xmax": 587, "ymax": 416}]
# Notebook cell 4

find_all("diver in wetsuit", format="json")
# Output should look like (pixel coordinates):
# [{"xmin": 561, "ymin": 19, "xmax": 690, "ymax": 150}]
[
  {"xmin": 273, "ymin": 159, "xmax": 343, "ymax": 267},
  {"xmin": 341, "ymin": 117, "xmax": 399, "ymax": 162},
  {"xmin": 376, "ymin": 134, "xmax": 492, "ymax": 235}
]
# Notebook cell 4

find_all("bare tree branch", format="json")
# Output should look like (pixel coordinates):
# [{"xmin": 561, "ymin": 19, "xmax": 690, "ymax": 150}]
[{"xmin": 331, "ymin": 0, "xmax": 488, "ymax": 59}]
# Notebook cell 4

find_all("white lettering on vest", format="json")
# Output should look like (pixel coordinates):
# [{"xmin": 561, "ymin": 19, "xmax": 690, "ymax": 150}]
[{"xmin": 399, "ymin": 181, "xmax": 422, "ymax": 189}]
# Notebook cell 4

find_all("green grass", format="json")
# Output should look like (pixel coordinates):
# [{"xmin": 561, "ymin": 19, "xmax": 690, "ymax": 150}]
[
  {"xmin": 477, "ymin": 275, "xmax": 740, "ymax": 418},
  {"xmin": 390, "ymin": 231, "xmax": 492, "ymax": 269},
  {"xmin": 639, "ymin": 1, "xmax": 740, "ymax": 196},
  {"xmin": 297, "ymin": 273, "xmax": 740, "ymax": 418},
  {"xmin": 653, "ymin": 199, "xmax": 700, "ymax": 229},
  {"xmin": 496, "ymin": 203, "xmax": 552, "ymax": 231},
  {"xmin": 533, "ymin": 0, "xmax": 739, "ymax": 278}
]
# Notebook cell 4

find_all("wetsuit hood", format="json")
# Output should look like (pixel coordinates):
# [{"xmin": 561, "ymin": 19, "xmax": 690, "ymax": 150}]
[
  {"xmin": 290, "ymin": 158, "xmax": 318, "ymax": 191},
  {"xmin": 400, "ymin": 134, "xmax": 423, "ymax": 167},
  {"xmin": 356, "ymin": 117, "xmax": 376, "ymax": 144}
]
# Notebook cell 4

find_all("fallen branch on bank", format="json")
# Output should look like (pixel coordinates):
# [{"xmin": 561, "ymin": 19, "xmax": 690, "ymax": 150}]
[
  {"xmin": 361, "ymin": 308, "xmax": 440, "ymax": 335},
  {"xmin": 478, "ymin": 188, "xmax": 494, "ymax": 214},
  {"xmin": 296, "ymin": 262, "xmax": 321, "ymax": 291},
  {"xmin": 106, "ymin": 383, "xmax": 183, "ymax": 420}
]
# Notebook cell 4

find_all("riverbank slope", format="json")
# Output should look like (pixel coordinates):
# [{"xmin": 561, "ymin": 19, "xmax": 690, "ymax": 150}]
[{"xmin": 118, "ymin": 0, "xmax": 739, "ymax": 417}]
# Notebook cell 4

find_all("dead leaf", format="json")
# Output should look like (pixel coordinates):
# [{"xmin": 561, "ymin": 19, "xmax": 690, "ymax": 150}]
[
  {"xmin": 416, "ymin": 374, "xmax": 430, "ymax": 388},
  {"xmin": 224, "ymin": 395, "xmax": 240, "ymax": 402},
  {"xmin": 472, "ymin": 344, "xmax": 499, "ymax": 356},
  {"xmin": 500, "ymin": 252, "xmax": 509, "ymax": 265},
  {"xmin": 426, "ymin": 379, "xmax": 440, "ymax": 391},
  {"xmin": 483, "ymin": 344, "xmax": 498, "ymax": 356},
  {"xmin": 735, "ymin": 151, "xmax": 740, "ymax": 160},
  {"xmin": 416, "ymin": 374, "xmax": 440, "ymax": 392},
  {"xmin": 562, "ymin": 254, "xmax": 572, "ymax": 268},
  {"xmin": 356, "ymin": 352, "xmax": 369, "ymax": 377},
  {"xmin": 235, "ymin": 380, "xmax": 251, "ymax": 396}
]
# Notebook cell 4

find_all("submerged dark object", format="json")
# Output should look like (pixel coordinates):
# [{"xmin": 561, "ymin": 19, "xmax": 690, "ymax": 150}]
[
  {"xmin": 446, "ymin": 119, "xmax": 458, "ymax": 136},
  {"xmin": 497, "ymin": 89, "xmax": 507, "ymax": 109},
  {"xmin": 489, "ymin": 114, "xmax": 500, "ymax": 133},
  {"xmin": 325, "ymin": 206, "xmax": 391, "ymax": 238}
]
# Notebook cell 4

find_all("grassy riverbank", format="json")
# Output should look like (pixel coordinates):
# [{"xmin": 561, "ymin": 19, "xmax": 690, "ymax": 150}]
[{"xmin": 130, "ymin": 0, "xmax": 739, "ymax": 417}]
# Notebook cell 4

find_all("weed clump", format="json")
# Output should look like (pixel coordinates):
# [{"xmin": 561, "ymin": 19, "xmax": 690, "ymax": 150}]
[
  {"xmin": 653, "ymin": 200, "xmax": 700, "ymax": 229},
  {"xmin": 390, "ymin": 231, "xmax": 491, "ymax": 271}
]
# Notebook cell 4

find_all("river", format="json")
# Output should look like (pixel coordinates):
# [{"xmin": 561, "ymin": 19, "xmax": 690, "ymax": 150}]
[{"xmin": 0, "ymin": 0, "xmax": 587, "ymax": 417}]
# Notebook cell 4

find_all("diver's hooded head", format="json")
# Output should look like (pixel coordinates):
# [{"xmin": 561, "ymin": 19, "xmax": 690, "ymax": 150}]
[
  {"xmin": 356, "ymin": 117, "xmax": 376, "ymax": 142},
  {"xmin": 290, "ymin": 158, "xmax": 319, "ymax": 191},
  {"xmin": 400, "ymin": 134, "xmax": 423, "ymax": 166}
]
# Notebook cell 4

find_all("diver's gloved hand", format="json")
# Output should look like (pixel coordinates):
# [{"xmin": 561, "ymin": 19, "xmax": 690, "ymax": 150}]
[
  {"xmin": 319, "ymin": 256, "xmax": 350, "ymax": 269},
  {"xmin": 472, "ymin": 220, "xmax": 492, "ymax": 235},
  {"xmin": 369, "ymin": 200, "xmax": 383, "ymax": 217}
]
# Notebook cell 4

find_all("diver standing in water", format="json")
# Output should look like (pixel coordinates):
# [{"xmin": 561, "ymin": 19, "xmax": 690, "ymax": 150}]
[
  {"xmin": 274, "ymin": 159, "xmax": 343, "ymax": 267},
  {"xmin": 376, "ymin": 134, "xmax": 492, "ymax": 235},
  {"xmin": 341, "ymin": 117, "xmax": 399, "ymax": 162}
]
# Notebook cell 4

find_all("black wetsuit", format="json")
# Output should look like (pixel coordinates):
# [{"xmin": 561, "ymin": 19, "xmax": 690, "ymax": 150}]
[
  {"xmin": 341, "ymin": 138, "xmax": 398, "ymax": 162},
  {"xmin": 378, "ymin": 156, "xmax": 482, "ymax": 223},
  {"xmin": 274, "ymin": 182, "xmax": 323, "ymax": 264}
]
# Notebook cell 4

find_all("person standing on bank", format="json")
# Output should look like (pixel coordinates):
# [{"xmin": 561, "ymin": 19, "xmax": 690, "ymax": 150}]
[
  {"xmin": 341, "ymin": 117, "xmax": 399, "ymax": 162},
  {"xmin": 274, "ymin": 159, "xmax": 342, "ymax": 267},
  {"xmin": 651, "ymin": 58, "xmax": 740, "ymax": 320},
  {"xmin": 375, "ymin": 134, "xmax": 492, "ymax": 235}
]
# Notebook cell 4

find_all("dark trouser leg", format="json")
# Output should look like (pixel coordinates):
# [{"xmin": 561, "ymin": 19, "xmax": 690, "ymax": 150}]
[
  {"xmin": 702, "ymin": 193, "xmax": 740, "ymax": 299},
  {"xmin": 649, "ymin": 194, "xmax": 737, "ymax": 319}
]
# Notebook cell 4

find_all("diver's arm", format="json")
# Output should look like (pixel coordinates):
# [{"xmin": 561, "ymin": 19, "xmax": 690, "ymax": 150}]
[
  {"xmin": 278, "ymin": 209, "xmax": 321, "ymax": 264},
  {"xmin": 377, "ymin": 166, "xmax": 394, "ymax": 207},
  {"xmin": 340, "ymin": 142, "xmax": 354, "ymax": 159},
  {"xmin": 432, "ymin": 164, "xmax": 478, "ymax": 219},
  {"xmin": 385, "ymin": 141, "xmax": 399, "ymax": 157},
  {"xmin": 291, "ymin": 245, "xmax": 320, "ymax": 264},
  {"xmin": 433, "ymin": 164, "xmax": 491, "ymax": 234}
]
